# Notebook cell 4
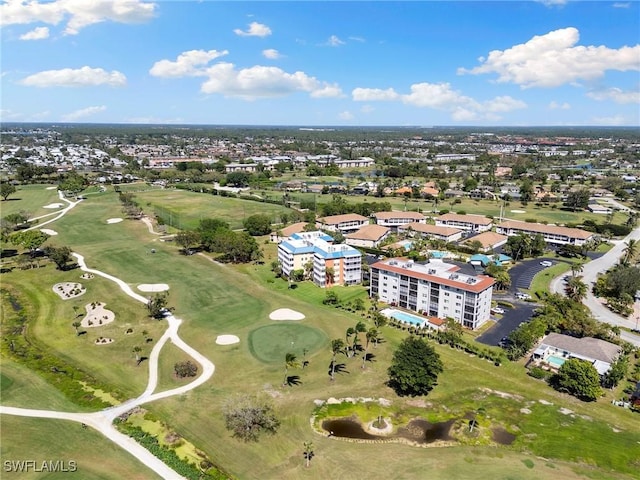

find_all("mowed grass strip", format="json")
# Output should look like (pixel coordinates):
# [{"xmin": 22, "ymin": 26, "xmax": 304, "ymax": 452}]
[{"xmin": 248, "ymin": 323, "xmax": 327, "ymax": 364}]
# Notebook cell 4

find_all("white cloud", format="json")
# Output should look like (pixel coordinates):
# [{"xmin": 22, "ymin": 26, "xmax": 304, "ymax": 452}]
[
  {"xmin": 587, "ymin": 87, "xmax": 640, "ymax": 104},
  {"xmin": 348, "ymin": 36, "xmax": 365, "ymax": 43},
  {"xmin": 1, "ymin": 0, "xmax": 157, "ymax": 35},
  {"xmin": 591, "ymin": 114, "xmax": 627, "ymax": 126},
  {"xmin": 352, "ymin": 87, "xmax": 400, "ymax": 101},
  {"xmin": 325, "ymin": 35, "xmax": 345, "ymax": 47},
  {"xmin": 124, "ymin": 115, "xmax": 184, "ymax": 124},
  {"xmin": 613, "ymin": 3, "xmax": 630, "ymax": 8},
  {"xmin": 458, "ymin": 27, "xmax": 640, "ymax": 88},
  {"xmin": 199, "ymin": 63, "xmax": 343, "ymax": 100},
  {"xmin": 338, "ymin": 111, "xmax": 354, "ymax": 120},
  {"xmin": 549, "ymin": 101, "xmax": 571, "ymax": 110},
  {"xmin": 21, "ymin": 66, "xmax": 126, "ymax": 87},
  {"xmin": 61, "ymin": 105, "xmax": 106, "ymax": 121},
  {"xmin": 19, "ymin": 26, "xmax": 49, "ymax": 40},
  {"xmin": 150, "ymin": 50, "xmax": 228, "ymax": 78},
  {"xmin": 352, "ymin": 82, "xmax": 526, "ymax": 121},
  {"xmin": 233, "ymin": 21, "xmax": 271, "ymax": 37},
  {"xmin": 535, "ymin": 0, "xmax": 568, "ymax": 6},
  {"xmin": 262, "ymin": 49, "xmax": 281, "ymax": 60}
]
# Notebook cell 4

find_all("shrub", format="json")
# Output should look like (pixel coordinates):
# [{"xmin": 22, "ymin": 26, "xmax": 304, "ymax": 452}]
[{"xmin": 174, "ymin": 360, "xmax": 198, "ymax": 378}]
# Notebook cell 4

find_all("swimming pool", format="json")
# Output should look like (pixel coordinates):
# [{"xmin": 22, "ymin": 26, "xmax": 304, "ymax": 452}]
[
  {"xmin": 430, "ymin": 251, "xmax": 446, "ymax": 259},
  {"xmin": 546, "ymin": 355, "xmax": 566, "ymax": 368},
  {"xmin": 381, "ymin": 308, "xmax": 427, "ymax": 327}
]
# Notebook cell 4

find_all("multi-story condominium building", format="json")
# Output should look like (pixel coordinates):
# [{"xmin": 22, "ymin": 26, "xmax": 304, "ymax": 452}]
[
  {"xmin": 372, "ymin": 211, "xmax": 426, "ymax": 230},
  {"xmin": 317, "ymin": 213, "xmax": 369, "ymax": 234},
  {"xmin": 370, "ymin": 258, "xmax": 494, "ymax": 329},
  {"xmin": 345, "ymin": 224, "xmax": 391, "ymax": 248},
  {"xmin": 495, "ymin": 220, "xmax": 595, "ymax": 246},
  {"xmin": 277, "ymin": 231, "xmax": 362, "ymax": 287},
  {"xmin": 277, "ymin": 231, "xmax": 334, "ymax": 277},
  {"xmin": 312, "ymin": 241, "xmax": 362, "ymax": 288},
  {"xmin": 398, "ymin": 222, "xmax": 463, "ymax": 242},
  {"xmin": 435, "ymin": 213, "xmax": 493, "ymax": 233}
]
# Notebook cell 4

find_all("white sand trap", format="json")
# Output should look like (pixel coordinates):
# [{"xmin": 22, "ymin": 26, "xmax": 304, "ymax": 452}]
[
  {"xmin": 82, "ymin": 302, "xmax": 115, "ymax": 328},
  {"xmin": 510, "ymin": 209, "xmax": 526, "ymax": 214},
  {"xmin": 43, "ymin": 203, "xmax": 64, "ymax": 209},
  {"xmin": 53, "ymin": 282, "xmax": 86, "ymax": 300},
  {"xmin": 216, "ymin": 334, "xmax": 240, "ymax": 345},
  {"xmin": 95, "ymin": 337, "xmax": 114, "ymax": 345},
  {"xmin": 137, "ymin": 283, "xmax": 170, "ymax": 293},
  {"xmin": 107, "ymin": 218, "xmax": 123, "ymax": 224},
  {"xmin": 269, "ymin": 308, "xmax": 305, "ymax": 321},
  {"xmin": 45, "ymin": 186, "xmax": 57, "ymax": 190},
  {"xmin": 40, "ymin": 228, "xmax": 58, "ymax": 236}
]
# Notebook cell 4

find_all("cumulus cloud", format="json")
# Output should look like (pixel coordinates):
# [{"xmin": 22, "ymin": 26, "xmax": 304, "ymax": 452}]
[
  {"xmin": 262, "ymin": 49, "xmax": 281, "ymax": 60},
  {"xmin": 587, "ymin": 87, "xmax": 640, "ymax": 104},
  {"xmin": 19, "ymin": 26, "xmax": 49, "ymax": 40},
  {"xmin": 20, "ymin": 66, "xmax": 126, "ymax": 87},
  {"xmin": 61, "ymin": 105, "xmax": 106, "ymax": 121},
  {"xmin": 352, "ymin": 82, "xmax": 526, "ymax": 121},
  {"xmin": 458, "ymin": 27, "xmax": 640, "ymax": 88},
  {"xmin": 199, "ymin": 63, "xmax": 343, "ymax": 100},
  {"xmin": 1, "ymin": 0, "xmax": 157, "ymax": 35},
  {"xmin": 233, "ymin": 21, "xmax": 271, "ymax": 37},
  {"xmin": 549, "ymin": 101, "xmax": 571, "ymax": 110},
  {"xmin": 150, "ymin": 50, "xmax": 229, "ymax": 78}
]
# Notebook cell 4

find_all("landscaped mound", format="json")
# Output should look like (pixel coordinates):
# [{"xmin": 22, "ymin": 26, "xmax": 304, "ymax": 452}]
[
  {"xmin": 248, "ymin": 323, "xmax": 326, "ymax": 363},
  {"xmin": 53, "ymin": 282, "xmax": 86, "ymax": 300},
  {"xmin": 137, "ymin": 283, "xmax": 170, "ymax": 292},
  {"xmin": 80, "ymin": 273, "xmax": 94, "ymax": 279},
  {"xmin": 40, "ymin": 228, "xmax": 58, "ymax": 236},
  {"xmin": 94, "ymin": 337, "xmax": 114, "ymax": 345},
  {"xmin": 216, "ymin": 334, "xmax": 240, "ymax": 345},
  {"xmin": 269, "ymin": 308, "xmax": 305, "ymax": 321},
  {"xmin": 106, "ymin": 218, "xmax": 123, "ymax": 224},
  {"xmin": 82, "ymin": 302, "xmax": 115, "ymax": 328}
]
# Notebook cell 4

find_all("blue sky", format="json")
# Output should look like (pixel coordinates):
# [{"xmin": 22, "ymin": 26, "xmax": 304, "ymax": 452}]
[{"xmin": 1, "ymin": 1, "xmax": 639, "ymax": 126}]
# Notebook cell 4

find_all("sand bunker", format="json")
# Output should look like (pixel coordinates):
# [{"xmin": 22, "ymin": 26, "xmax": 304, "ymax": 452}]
[
  {"xmin": 269, "ymin": 308, "xmax": 305, "ymax": 321},
  {"xmin": 43, "ymin": 203, "xmax": 64, "ymax": 209},
  {"xmin": 45, "ymin": 186, "xmax": 57, "ymax": 190},
  {"xmin": 40, "ymin": 228, "xmax": 58, "ymax": 236},
  {"xmin": 107, "ymin": 218, "xmax": 123, "ymax": 224},
  {"xmin": 95, "ymin": 337, "xmax": 114, "ymax": 345},
  {"xmin": 137, "ymin": 284, "xmax": 170, "ymax": 293},
  {"xmin": 82, "ymin": 302, "xmax": 115, "ymax": 328},
  {"xmin": 53, "ymin": 282, "xmax": 86, "ymax": 300},
  {"xmin": 80, "ymin": 273, "xmax": 94, "ymax": 279},
  {"xmin": 216, "ymin": 335, "xmax": 240, "ymax": 345},
  {"xmin": 510, "ymin": 210, "xmax": 526, "ymax": 214}
]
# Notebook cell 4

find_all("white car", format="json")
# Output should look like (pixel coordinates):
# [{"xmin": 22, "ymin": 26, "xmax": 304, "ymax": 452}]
[
  {"xmin": 539, "ymin": 260, "xmax": 553, "ymax": 267},
  {"xmin": 515, "ymin": 292, "xmax": 531, "ymax": 300},
  {"xmin": 491, "ymin": 307, "xmax": 505, "ymax": 314}
]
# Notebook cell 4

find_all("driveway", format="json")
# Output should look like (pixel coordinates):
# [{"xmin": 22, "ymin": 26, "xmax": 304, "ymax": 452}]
[{"xmin": 475, "ymin": 299, "xmax": 538, "ymax": 347}]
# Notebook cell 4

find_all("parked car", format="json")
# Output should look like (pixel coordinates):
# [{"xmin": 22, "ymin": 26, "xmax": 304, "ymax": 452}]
[
  {"xmin": 515, "ymin": 292, "xmax": 531, "ymax": 300},
  {"xmin": 539, "ymin": 260, "xmax": 553, "ymax": 267},
  {"xmin": 491, "ymin": 307, "xmax": 505, "ymax": 314}
]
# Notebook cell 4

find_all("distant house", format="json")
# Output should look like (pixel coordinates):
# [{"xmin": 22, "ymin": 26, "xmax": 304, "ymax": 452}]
[
  {"xmin": 270, "ymin": 222, "xmax": 308, "ymax": 243},
  {"xmin": 531, "ymin": 333, "xmax": 622, "ymax": 376},
  {"xmin": 372, "ymin": 211, "xmax": 426, "ymax": 230},
  {"xmin": 225, "ymin": 163, "xmax": 258, "ymax": 173},
  {"xmin": 317, "ymin": 213, "xmax": 369, "ymax": 234},
  {"xmin": 435, "ymin": 213, "xmax": 493, "ymax": 233},
  {"xmin": 398, "ymin": 222, "xmax": 463, "ymax": 242},
  {"xmin": 345, "ymin": 224, "xmax": 391, "ymax": 249},
  {"xmin": 587, "ymin": 204, "xmax": 612, "ymax": 215}
]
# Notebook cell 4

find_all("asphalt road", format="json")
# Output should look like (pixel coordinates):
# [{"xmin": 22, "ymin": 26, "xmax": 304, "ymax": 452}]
[
  {"xmin": 508, "ymin": 257, "xmax": 563, "ymax": 291},
  {"xmin": 476, "ymin": 299, "xmax": 538, "ymax": 347}
]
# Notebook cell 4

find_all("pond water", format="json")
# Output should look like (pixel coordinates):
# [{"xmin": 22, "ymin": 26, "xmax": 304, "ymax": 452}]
[
  {"xmin": 321, "ymin": 417, "xmax": 455, "ymax": 443},
  {"xmin": 492, "ymin": 427, "xmax": 516, "ymax": 445}
]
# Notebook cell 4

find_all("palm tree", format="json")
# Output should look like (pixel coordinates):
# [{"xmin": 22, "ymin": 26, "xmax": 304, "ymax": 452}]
[
  {"xmin": 372, "ymin": 312, "xmax": 387, "ymax": 331},
  {"xmin": 352, "ymin": 321, "xmax": 367, "ymax": 356},
  {"xmin": 362, "ymin": 328, "xmax": 379, "ymax": 369},
  {"xmin": 303, "ymin": 441, "xmax": 314, "ymax": 468},
  {"xmin": 565, "ymin": 276, "xmax": 588, "ymax": 302},
  {"xmin": 132, "ymin": 346, "xmax": 142, "ymax": 364},
  {"xmin": 623, "ymin": 239, "xmax": 638, "ymax": 265},
  {"xmin": 325, "ymin": 266, "xmax": 335, "ymax": 286},
  {"xmin": 626, "ymin": 210, "xmax": 639, "ymax": 228},
  {"xmin": 283, "ymin": 352, "xmax": 299, "ymax": 386},
  {"xmin": 329, "ymin": 339, "xmax": 345, "ymax": 381},
  {"xmin": 345, "ymin": 327, "xmax": 355, "ymax": 357},
  {"xmin": 570, "ymin": 261, "xmax": 584, "ymax": 277},
  {"xmin": 72, "ymin": 321, "xmax": 81, "ymax": 335}
]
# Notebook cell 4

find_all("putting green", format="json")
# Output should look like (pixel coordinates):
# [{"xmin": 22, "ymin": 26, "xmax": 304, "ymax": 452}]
[{"xmin": 248, "ymin": 323, "xmax": 327, "ymax": 363}]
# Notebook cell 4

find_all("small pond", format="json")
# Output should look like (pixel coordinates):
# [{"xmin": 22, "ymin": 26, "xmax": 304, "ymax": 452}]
[
  {"xmin": 492, "ymin": 427, "xmax": 516, "ymax": 445},
  {"xmin": 322, "ymin": 417, "xmax": 455, "ymax": 444}
]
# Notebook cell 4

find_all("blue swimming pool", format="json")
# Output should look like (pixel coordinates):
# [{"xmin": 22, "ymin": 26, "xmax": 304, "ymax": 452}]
[
  {"xmin": 546, "ymin": 355, "xmax": 566, "ymax": 368},
  {"xmin": 430, "ymin": 251, "xmax": 446, "ymax": 258},
  {"xmin": 381, "ymin": 308, "xmax": 426, "ymax": 327}
]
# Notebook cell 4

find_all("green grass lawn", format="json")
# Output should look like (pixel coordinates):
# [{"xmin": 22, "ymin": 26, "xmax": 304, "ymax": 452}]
[
  {"xmin": 1, "ymin": 184, "xmax": 61, "ymax": 219},
  {"xmin": 2, "ymin": 187, "xmax": 639, "ymax": 480},
  {"xmin": 248, "ymin": 323, "xmax": 327, "ymax": 364}
]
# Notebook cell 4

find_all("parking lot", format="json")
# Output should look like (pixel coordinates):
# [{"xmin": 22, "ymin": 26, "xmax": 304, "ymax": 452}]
[
  {"xmin": 507, "ymin": 257, "xmax": 565, "ymax": 291},
  {"xmin": 475, "ymin": 300, "xmax": 538, "ymax": 347}
]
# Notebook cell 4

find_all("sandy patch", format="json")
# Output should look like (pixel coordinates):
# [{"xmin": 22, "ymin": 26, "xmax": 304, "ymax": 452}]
[
  {"xmin": 82, "ymin": 302, "xmax": 115, "ymax": 328},
  {"xmin": 45, "ymin": 186, "xmax": 57, "ymax": 190},
  {"xmin": 53, "ymin": 282, "xmax": 86, "ymax": 300},
  {"xmin": 40, "ymin": 228, "xmax": 58, "ymax": 236},
  {"xmin": 43, "ymin": 203, "xmax": 64, "ymax": 209},
  {"xmin": 510, "ymin": 209, "xmax": 526, "ymax": 214},
  {"xmin": 137, "ymin": 283, "xmax": 170, "ymax": 293},
  {"xmin": 520, "ymin": 408, "xmax": 532, "ymax": 414},
  {"xmin": 559, "ymin": 408, "xmax": 574, "ymax": 416},
  {"xmin": 269, "ymin": 308, "xmax": 305, "ymax": 321},
  {"xmin": 80, "ymin": 273, "xmax": 94, "ymax": 279},
  {"xmin": 216, "ymin": 334, "xmax": 240, "ymax": 345},
  {"xmin": 107, "ymin": 218, "xmax": 123, "ymax": 224},
  {"xmin": 538, "ymin": 399, "xmax": 553, "ymax": 405},
  {"xmin": 94, "ymin": 337, "xmax": 114, "ymax": 345}
]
